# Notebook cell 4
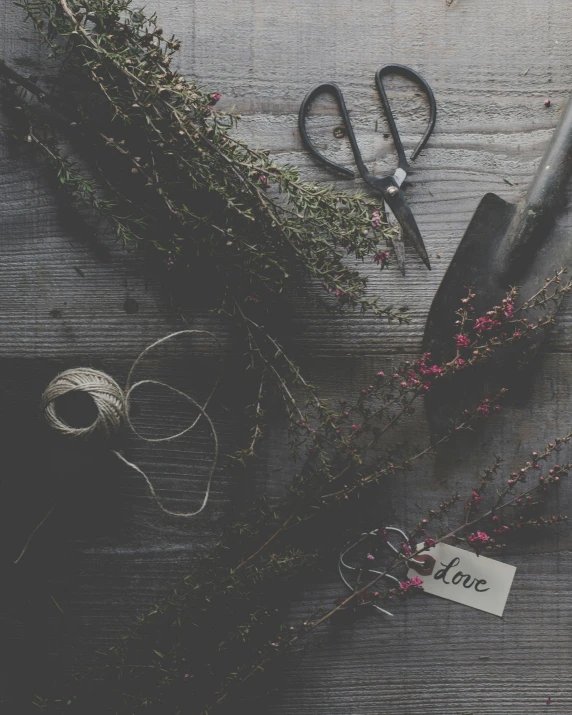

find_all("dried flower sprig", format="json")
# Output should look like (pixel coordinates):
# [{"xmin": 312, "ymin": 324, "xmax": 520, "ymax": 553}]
[
  {"xmin": 32, "ymin": 282, "xmax": 562, "ymax": 714},
  {"xmin": 201, "ymin": 436, "xmax": 571, "ymax": 714},
  {"xmin": 8, "ymin": 3, "xmax": 571, "ymax": 713},
  {"xmin": 0, "ymin": 0, "xmax": 410, "ymax": 537}
]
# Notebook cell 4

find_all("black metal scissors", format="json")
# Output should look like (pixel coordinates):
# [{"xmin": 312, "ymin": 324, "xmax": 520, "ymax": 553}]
[{"xmin": 299, "ymin": 64, "xmax": 436, "ymax": 274}]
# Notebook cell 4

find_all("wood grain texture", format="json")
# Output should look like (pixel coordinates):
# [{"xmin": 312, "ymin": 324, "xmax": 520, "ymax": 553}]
[{"xmin": 2, "ymin": 0, "xmax": 572, "ymax": 713}]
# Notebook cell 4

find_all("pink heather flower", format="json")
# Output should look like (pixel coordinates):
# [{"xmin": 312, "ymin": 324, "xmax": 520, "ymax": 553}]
[
  {"xmin": 351, "ymin": 423, "xmax": 362, "ymax": 430},
  {"xmin": 378, "ymin": 527, "xmax": 389, "ymax": 543},
  {"xmin": 469, "ymin": 531, "xmax": 491, "ymax": 544},
  {"xmin": 455, "ymin": 333, "xmax": 471, "ymax": 348},
  {"xmin": 477, "ymin": 398, "xmax": 495, "ymax": 417},
  {"xmin": 399, "ymin": 576, "xmax": 424, "ymax": 593},
  {"xmin": 366, "ymin": 553, "xmax": 375, "ymax": 561},
  {"xmin": 371, "ymin": 210, "xmax": 381, "ymax": 228},
  {"xmin": 467, "ymin": 530, "xmax": 493, "ymax": 551},
  {"xmin": 246, "ymin": 293, "xmax": 260, "ymax": 303},
  {"xmin": 424, "ymin": 537, "xmax": 436, "ymax": 548},
  {"xmin": 503, "ymin": 299, "xmax": 514, "ymax": 318},
  {"xmin": 401, "ymin": 542, "xmax": 412, "ymax": 556},
  {"xmin": 493, "ymin": 525, "xmax": 510, "ymax": 535},
  {"xmin": 474, "ymin": 315, "xmax": 501, "ymax": 333},
  {"xmin": 373, "ymin": 250, "xmax": 389, "ymax": 266},
  {"xmin": 184, "ymin": 673, "xmax": 190, "ymax": 679},
  {"xmin": 466, "ymin": 490, "xmax": 483, "ymax": 511},
  {"xmin": 209, "ymin": 91, "xmax": 222, "ymax": 105},
  {"xmin": 377, "ymin": 370, "xmax": 385, "ymax": 377},
  {"xmin": 335, "ymin": 288, "xmax": 351, "ymax": 300},
  {"xmin": 413, "ymin": 353, "xmax": 443, "ymax": 378}
]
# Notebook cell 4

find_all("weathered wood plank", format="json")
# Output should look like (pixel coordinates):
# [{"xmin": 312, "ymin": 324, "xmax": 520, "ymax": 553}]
[
  {"xmin": 274, "ymin": 552, "xmax": 572, "ymax": 715},
  {"xmin": 2, "ymin": 0, "xmax": 572, "ymax": 713}
]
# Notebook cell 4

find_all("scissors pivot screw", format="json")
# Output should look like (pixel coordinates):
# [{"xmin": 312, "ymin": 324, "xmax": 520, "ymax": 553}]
[{"xmin": 386, "ymin": 186, "xmax": 399, "ymax": 197}]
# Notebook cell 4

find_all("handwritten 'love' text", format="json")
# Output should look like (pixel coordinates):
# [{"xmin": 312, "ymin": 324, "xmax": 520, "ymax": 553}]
[{"xmin": 434, "ymin": 557, "xmax": 490, "ymax": 592}]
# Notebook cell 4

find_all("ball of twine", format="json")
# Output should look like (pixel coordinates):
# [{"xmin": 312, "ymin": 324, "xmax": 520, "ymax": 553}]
[
  {"xmin": 41, "ymin": 367, "xmax": 126, "ymax": 439},
  {"xmin": 17, "ymin": 332, "xmax": 222, "ymax": 564}
]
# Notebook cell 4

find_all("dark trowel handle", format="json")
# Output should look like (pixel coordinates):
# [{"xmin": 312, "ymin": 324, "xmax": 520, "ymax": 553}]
[{"xmin": 497, "ymin": 94, "xmax": 572, "ymax": 283}]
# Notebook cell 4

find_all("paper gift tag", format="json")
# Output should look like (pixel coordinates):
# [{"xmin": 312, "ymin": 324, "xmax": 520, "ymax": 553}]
[{"xmin": 407, "ymin": 542, "xmax": 516, "ymax": 617}]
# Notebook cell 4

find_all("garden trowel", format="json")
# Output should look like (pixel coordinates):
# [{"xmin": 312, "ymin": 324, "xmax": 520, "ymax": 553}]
[{"xmin": 423, "ymin": 93, "xmax": 572, "ymax": 437}]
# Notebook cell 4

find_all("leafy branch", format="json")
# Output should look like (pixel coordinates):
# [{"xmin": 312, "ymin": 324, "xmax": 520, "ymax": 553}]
[
  {"xmin": 31, "ymin": 280, "xmax": 571, "ymax": 714},
  {"xmin": 2, "ymin": 0, "xmax": 402, "ymax": 318}
]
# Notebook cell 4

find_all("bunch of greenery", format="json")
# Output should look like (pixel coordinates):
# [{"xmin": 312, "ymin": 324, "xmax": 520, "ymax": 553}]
[
  {"xmin": 29, "ymin": 277, "xmax": 572, "ymax": 714},
  {"xmin": 3, "ymin": 0, "xmax": 399, "ymax": 318},
  {"xmin": 3, "ymin": 1, "xmax": 571, "ymax": 713},
  {"xmin": 33, "ymin": 415, "xmax": 572, "ymax": 714},
  {"xmin": 1, "ymin": 0, "xmax": 406, "ymax": 489}
]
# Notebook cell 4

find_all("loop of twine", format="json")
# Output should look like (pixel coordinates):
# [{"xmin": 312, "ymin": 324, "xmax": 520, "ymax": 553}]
[
  {"xmin": 16, "ymin": 331, "xmax": 222, "ymax": 563},
  {"xmin": 41, "ymin": 330, "xmax": 221, "ymax": 518}
]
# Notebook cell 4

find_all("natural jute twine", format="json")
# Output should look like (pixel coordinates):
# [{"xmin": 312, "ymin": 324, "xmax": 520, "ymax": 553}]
[
  {"xmin": 41, "ymin": 367, "xmax": 125, "ymax": 440},
  {"xmin": 15, "ymin": 331, "xmax": 221, "ymax": 564}
]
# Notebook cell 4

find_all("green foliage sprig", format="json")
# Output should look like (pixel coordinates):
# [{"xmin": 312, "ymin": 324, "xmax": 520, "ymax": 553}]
[
  {"xmin": 30, "ymin": 277, "xmax": 572, "ymax": 714},
  {"xmin": 205, "ymin": 436, "xmax": 571, "ymax": 714},
  {"xmin": 4, "ymin": 1, "xmax": 571, "ymax": 713},
  {"xmin": 4, "ymin": 0, "xmax": 400, "ymax": 318}
]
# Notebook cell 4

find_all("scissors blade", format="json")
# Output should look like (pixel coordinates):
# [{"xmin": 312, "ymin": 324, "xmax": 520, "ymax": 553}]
[
  {"xmin": 384, "ymin": 200, "xmax": 406, "ymax": 275},
  {"xmin": 384, "ymin": 187, "xmax": 431, "ymax": 270}
]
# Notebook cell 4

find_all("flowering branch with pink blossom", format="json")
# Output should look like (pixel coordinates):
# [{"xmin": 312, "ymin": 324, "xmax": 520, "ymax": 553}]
[
  {"xmin": 200, "ymin": 435, "xmax": 571, "ymax": 714},
  {"xmin": 35, "ymin": 275, "xmax": 572, "ymax": 715},
  {"xmin": 1, "ymin": 0, "xmax": 402, "ymax": 321},
  {"xmin": 10, "ymin": 3, "xmax": 572, "ymax": 714}
]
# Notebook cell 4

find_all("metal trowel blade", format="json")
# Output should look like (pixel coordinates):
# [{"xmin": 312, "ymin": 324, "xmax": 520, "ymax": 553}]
[
  {"xmin": 422, "ymin": 193, "xmax": 517, "ymax": 438},
  {"xmin": 424, "ymin": 193, "xmax": 516, "ymax": 362},
  {"xmin": 423, "ymin": 183, "xmax": 572, "ymax": 439}
]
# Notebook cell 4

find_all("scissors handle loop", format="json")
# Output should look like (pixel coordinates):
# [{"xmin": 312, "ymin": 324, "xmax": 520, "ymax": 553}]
[
  {"xmin": 299, "ymin": 66, "xmax": 436, "ymax": 181},
  {"xmin": 298, "ymin": 82, "xmax": 366, "ymax": 179},
  {"xmin": 375, "ymin": 63, "xmax": 437, "ymax": 172}
]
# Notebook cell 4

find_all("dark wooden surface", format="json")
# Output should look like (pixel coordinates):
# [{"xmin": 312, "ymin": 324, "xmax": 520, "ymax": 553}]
[{"xmin": 2, "ymin": 0, "xmax": 572, "ymax": 712}]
